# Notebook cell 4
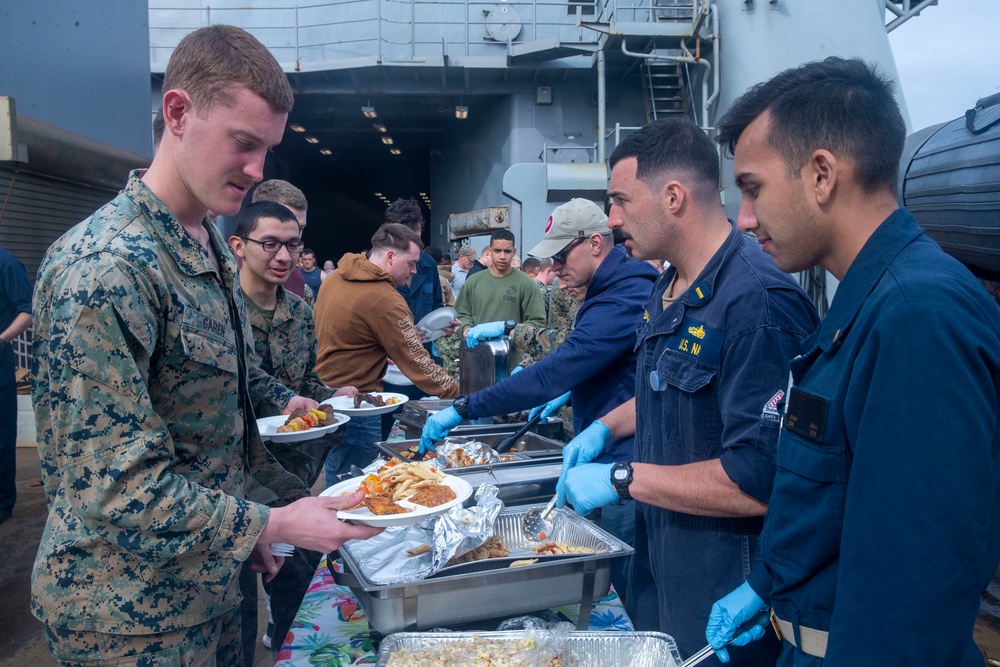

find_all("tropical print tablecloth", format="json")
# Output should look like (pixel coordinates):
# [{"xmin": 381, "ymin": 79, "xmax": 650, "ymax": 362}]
[{"xmin": 273, "ymin": 555, "xmax": 634, "ymax": 666}]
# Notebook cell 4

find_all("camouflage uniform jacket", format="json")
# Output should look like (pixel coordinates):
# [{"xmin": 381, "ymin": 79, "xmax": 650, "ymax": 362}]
[
  {"xmin": 547, "ymin": 283, "xmax": 579, "ymax": 331},
  {"xmin": 244, "ymin": 285, "xmax": 330, "ymax": 418},
  {"xmin": 30, "ymin": 171, "xmax": 305, "ymax": 634},
  {"xmin": 514, "ymin": 285, "xmax": 579, "ymax": 366}
]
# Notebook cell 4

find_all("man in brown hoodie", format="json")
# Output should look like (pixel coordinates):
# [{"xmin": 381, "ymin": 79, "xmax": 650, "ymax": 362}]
[{"xmin": 314, "ymin": 223, "xmax": 460, "ymax": 484}]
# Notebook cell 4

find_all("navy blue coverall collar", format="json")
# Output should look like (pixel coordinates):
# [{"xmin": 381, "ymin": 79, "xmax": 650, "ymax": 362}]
[
  {"xmin": 804, "ymin": 208, "xmax": 922, "ymax": 356},
  {"xmin": 649, "ymin": 220, "xmax": 744, "ymax": 334}
]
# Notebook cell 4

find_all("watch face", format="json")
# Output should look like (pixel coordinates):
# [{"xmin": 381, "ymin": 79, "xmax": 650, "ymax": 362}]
[{"xmin": 612, "ymin": 467, "xmax": 629, "ymax": 482}]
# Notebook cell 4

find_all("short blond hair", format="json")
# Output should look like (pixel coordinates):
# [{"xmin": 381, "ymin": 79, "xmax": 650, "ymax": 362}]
[
  {"xmin": 164, "ymin": 25, "xmax": 293, "ymax": 116},
  {"xmin": 252, "ymin": 179, "xmax": 308, "ymax": 210}
]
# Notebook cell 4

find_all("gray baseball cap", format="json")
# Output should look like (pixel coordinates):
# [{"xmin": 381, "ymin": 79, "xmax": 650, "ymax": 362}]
[{"xmin": 527, "ymin": 198, "xmax": 610, "ymax": 258}]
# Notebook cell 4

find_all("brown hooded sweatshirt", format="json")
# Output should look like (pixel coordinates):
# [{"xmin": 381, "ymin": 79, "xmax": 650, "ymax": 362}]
[{"xmin": 314, "ymin": 252, "xmax": 459, "ymax": 398}]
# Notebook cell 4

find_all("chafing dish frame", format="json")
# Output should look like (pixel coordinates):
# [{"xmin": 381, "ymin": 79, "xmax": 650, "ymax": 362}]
[{"xmin": 336, "ymin": 505, "xmax": 634, "ymax": 636}]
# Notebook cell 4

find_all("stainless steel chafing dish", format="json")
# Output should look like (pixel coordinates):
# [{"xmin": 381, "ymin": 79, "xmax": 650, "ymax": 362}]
[
  {"xmin": 374, "ymin": 433, "xmax": 565, "ymax": 505},
  {"xmin": 395, "ymin": 398, "xmax": 565, "ymax": 441},
  {"xmin": 376, "ymin": 631, "xmax": 682, "ymax": 667},
  {"xmin": 337, "ymin": 505, "xmax": 634, "ymax": 636}
]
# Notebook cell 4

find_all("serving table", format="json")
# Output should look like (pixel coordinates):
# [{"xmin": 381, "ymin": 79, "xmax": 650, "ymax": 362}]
[{"xmin": 273, "ymin": 555, "xmax": 634, "ymax": 666}]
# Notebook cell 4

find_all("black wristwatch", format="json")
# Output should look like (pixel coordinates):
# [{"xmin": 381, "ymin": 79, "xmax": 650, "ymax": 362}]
[
  {"xmin": 452, "ymin": 395, "xmax": 470, "ymax": 419},
  {"xmin": 503, "ymin": 319, "xmax": 517, "ymax": 335},
  {"xmin": 610, "ymin": 461, "xmax": 634, "ymax": 501}
]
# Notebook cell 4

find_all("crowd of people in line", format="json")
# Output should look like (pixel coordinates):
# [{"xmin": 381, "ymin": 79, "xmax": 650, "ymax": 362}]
[{"xmin": 4, "ymin": 22, "xmax": 999, "ymax": 667}]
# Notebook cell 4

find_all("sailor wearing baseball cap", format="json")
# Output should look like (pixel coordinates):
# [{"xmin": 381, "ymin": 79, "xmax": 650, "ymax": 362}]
[
  {"xmin": 528, "ymin": 198, "xmax": 616, "ymax": 259},
  {"xmin": 420, "ymin": 197, "xmax": 659, "ymax": 594}
]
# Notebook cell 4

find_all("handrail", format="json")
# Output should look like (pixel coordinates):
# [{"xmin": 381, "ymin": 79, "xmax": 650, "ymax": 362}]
[{"xmin": 148, "ymin": 1, "xmax": 611, "ymax": 70}]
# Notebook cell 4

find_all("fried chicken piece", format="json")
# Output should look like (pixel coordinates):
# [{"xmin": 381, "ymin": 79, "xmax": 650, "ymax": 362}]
[
  {"xmin": 408, "ymin": 484, "xmax": 457, "ymax": 508},
  {"xmin": 362, "ymin": 495, "xmax": 411, "ymax": 515}
]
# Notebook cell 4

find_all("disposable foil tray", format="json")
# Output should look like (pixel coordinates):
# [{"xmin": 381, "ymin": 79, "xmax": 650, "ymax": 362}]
[
  {"xmin": 338, "ymin": 505, "xmax": 634, "ymax": 635},
  {"xmin": 397, "ymin": 399, "xmax": 565, "ymax": 439},
  {"xmin": 375, "ymin": 433, "xmax": 564, "ymax": 471},
  {"xmin": 376, "ymin": 631, "xmax": 682, "ymax": 667}
]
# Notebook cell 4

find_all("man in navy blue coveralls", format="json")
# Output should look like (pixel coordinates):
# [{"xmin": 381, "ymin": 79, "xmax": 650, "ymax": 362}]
[
  {"xmin": 420, "ymin": 198, "xmax": 658, "ymax": 594},
  {"xmin": 705, "ymin": 58, "xmax": 1000, "ymax": 666},
  {"xmin": 0, "ymin": 246, "xmax": 32, "ymax": 525},
  {"xmin": 557, "ymin": 119, "xmax": 820, "ymax": 665}
]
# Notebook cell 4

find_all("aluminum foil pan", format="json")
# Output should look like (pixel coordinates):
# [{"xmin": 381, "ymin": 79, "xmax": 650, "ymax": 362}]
[
  {"xmin": 426, "ymin": 437, "xmax": 531, "ymax": 468},
  {"xmin": 342, "ymin": 504, "xmax": 626, "ymax": 586},
  {"xmin": 341, "ymin": 483, "xmax": 505, "ymax": 586},
  {"xmin": 376, "ymin": 631, "xmax": 682, "ymax": 667}
]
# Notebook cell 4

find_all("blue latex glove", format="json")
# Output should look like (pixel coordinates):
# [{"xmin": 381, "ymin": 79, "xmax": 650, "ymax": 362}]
[
  {"xmin": 418, "ymin": 406, "xmax": 463, "ymax": 454},
  {"xmin": 465, "ymin": 321, "xmax": 506, "ymax": 348},
  {"xmin": 706, "ymin": 582, "xmax": 770, "ymax": 663},
  {"xmin": 510, "ymin": 365, "xmax": 524, "ymax": 375},
  {"xmin": 558, "ymin": 462, "xmax": 617, "ymax": 516},
  {"xmin": 555, "ymin": 421, "xmax": 610, "ymax": 507},
  {"xmin": 528, "ymin": 391, "xmax": 570, "ymax": 423}
]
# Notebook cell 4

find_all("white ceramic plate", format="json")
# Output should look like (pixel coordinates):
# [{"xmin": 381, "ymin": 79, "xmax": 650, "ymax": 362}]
[
  {"xmin": 257, "ymin": 412, "xmax": 350, "ymax": 443},
  {"xmin": 326, "ymin": 392, "xmax": 409, "ymax": 416},
  {"xmin": 414, "ymin": 306, "xmax": 457, "ymax": 342},
  {"xmin": 320, "ymin": 473, "xmax": 473, "ymax": 527}
]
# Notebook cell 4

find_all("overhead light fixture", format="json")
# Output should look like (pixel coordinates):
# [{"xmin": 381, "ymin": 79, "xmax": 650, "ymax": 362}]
[
  {"xmin": 289, "ymin": 124, "xmax": 306, "ymax": 132},
  {"xmin": 455, "ymin": 105, "xmax": 469, "ymax": 119},
  {"xmin": 390, "ymin": 148, "xmax": 401, "ymax": 155},
  {"xmin": 319, "ymin": 148, "xmax": 332, "ymax": 155},
  {"xmin": 418, "ymin": 192, "xmax": 427, "ymax": 196},
  {"xmin": 305, "ymin": 136, "xmax": 319, "ymax": 144},
  {"xmin": 374, "ymin": 192, "xmax": 382, "ymax": 197},
  {"xmin": 381, "ymin": 136, "xmax": 394, "ymax": 145},
  {"xmin": 362, "ymin": 106, "xmax": 377, "ymax": 118},
  {"xmin": 373, "ymin": 123, "xmax": 387, "ymax": 132}
]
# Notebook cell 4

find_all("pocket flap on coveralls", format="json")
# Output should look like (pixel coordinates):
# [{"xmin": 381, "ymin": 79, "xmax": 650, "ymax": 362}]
[
  {"xmin": 777, "ymin": 432, "xmax": 847, "ymax": 484},
  {"xmin": 655, "ymin": 347, "xmax": 716, "ymax": 393}
]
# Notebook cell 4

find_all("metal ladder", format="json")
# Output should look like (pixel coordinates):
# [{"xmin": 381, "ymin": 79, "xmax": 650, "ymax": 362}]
[
  {"xmin": 641, "ymin": 0, "xmax": 696, "ymax": 121},
  {"xmin": 643, "ymin": 56, "xmax": 688, "ymax": 120}
]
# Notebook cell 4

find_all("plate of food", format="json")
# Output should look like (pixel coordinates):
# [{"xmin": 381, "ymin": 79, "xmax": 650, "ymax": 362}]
[
  {"xmin": 320, "ymin": 458, "xmax": 473, "ymax": 527},
  {"xmin": 257, "ymin": 405, "xmax": 350, "ymax": 443},
  {"xmin": 326, "ymin": 391, "xmax": 408, "ymax": 416}
]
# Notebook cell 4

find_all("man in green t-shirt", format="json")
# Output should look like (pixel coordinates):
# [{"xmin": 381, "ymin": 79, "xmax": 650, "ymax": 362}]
[{"xmin": 454, "ymin": 229, "xmax": 546, "ymax": 338}]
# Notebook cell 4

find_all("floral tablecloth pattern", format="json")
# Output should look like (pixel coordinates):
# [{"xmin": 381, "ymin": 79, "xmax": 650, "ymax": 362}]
[{"xmin": 273, "ymin": 555, "xmax": 634, "ymax": 666}]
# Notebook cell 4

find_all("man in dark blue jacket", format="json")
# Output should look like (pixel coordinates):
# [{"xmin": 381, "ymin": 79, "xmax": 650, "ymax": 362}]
[
  {"xmin": 388, "ymin": 198, "xmax": 443, "ymax": 325},
  {"xmin": 421, "ymin": 198, "xmax": 658, "ymax": 594},
  {"xmin": 706, "ymin": 58, "xmax": 1000, "ymax": 667},
  {"xmin": 0, "ymin": 246, "xmax": 32, "ymax": 525},
  {"xmin": 384, "ymin": 198, "xmax": 444, "ymax": 407}
]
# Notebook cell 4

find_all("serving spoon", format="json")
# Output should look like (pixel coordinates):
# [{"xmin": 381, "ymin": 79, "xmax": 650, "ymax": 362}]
[{"xmin": 522, "ymin": 496, "xmax": 558, "ymax": 541}]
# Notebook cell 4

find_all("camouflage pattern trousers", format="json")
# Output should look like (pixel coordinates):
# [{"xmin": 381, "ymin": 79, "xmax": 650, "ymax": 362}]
[{"xmin": 43, "ymin": 607, "xmax": 242, "ymax": 666}]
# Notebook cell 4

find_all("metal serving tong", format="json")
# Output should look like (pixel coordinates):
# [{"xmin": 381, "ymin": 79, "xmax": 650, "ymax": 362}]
[{"xmin": 678, "ymin": 611, "xmax": 772, "ymax": 667}]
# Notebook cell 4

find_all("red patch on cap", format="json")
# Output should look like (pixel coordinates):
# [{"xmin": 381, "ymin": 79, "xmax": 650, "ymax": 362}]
[{"xmin": 545, "ymin": 215, "xmax": 553, "ymax": 234}]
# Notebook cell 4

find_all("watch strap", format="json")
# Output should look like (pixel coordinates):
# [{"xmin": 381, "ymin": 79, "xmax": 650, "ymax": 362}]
[
  {"xmin": 611, "ymin": 461, "xmax": 634, "ymax": 501},
  {"xmin": 452, "ymin": 395, "xmax": 470, "ymax": 419}
]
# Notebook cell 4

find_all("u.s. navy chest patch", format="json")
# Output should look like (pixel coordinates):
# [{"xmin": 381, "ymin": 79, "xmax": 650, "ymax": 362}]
[{"xmin": 664, "ymin": 316, "xmax": 723, "ymax": 366}]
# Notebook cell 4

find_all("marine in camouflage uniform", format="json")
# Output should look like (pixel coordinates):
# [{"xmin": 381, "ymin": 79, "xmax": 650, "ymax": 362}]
[
  {"xmin": 547, "ymin": 282, "xmax": 580, "ymax": 330},
  {"xmin": 513, "ymin": 284, "xmax": 579, "ymax": 367},
  {"xmin": 31, "ymin": 172, "xmax": 305, "ymax": 653},
  {"xmin": 240, "ymin": 281, "xmax": 338, "ymax": 656},
  {"xmin": 245, "ymin": 286, "xmax": 329, "ymax": 418}
]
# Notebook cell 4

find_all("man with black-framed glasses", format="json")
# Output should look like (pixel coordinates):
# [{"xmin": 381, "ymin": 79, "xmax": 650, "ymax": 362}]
[{"xmin": 229, "ymin": 200, "xmax": 361, "ymax": 659}]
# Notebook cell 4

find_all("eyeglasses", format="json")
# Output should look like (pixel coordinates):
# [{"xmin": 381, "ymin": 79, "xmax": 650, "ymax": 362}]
[
  {"xmin": 551, "ymin": 237, "xmax": 586, "ymax": 265},
  {"xmin": 238, "ymin": 236, "xmax": 305, "ymax": 255}
]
